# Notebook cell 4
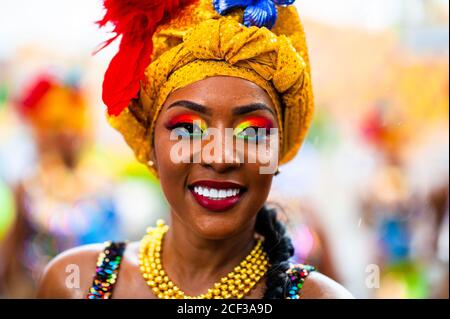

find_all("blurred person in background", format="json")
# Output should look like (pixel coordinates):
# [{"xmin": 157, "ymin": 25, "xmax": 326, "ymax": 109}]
[
  {"xmin": 265, "ymin": 198, "xmax": 341, "ymax": 283},
  {"xmin": 290, "ymin": 203, "xmax": 340, "ymax": 283},
  {"xmin": 360, "ymin": 102, "xmax": 449, "ymax": 298},
  {"xmin": 0, "ymin": 72, "xmax": 122, "ymax": 297}
]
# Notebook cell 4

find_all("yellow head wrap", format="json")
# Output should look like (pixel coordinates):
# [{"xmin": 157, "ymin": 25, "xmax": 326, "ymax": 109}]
[{"xmin": 107, "ymin": 0, "xmax": 314, "ymax": 172}]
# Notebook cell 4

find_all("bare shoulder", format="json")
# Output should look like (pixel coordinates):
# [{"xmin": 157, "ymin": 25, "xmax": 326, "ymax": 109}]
[
  {"xmin": 300, "ymin": 271, "xmax": 354, "ymax": 299},
  {"xmin": 36, "ymin": 243, "xmax": 104, "ymax": 299}
]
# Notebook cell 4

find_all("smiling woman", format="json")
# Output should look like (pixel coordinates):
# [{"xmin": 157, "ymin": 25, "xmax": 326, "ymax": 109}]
[{"xmin": 37, "ymin": 0, "xmax": 353, "ymax": 299}]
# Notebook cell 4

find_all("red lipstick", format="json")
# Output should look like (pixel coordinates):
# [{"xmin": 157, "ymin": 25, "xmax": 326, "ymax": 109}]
[{"xmin": 189, "ymin": 180, "xmax": 246, "ymax": 212}]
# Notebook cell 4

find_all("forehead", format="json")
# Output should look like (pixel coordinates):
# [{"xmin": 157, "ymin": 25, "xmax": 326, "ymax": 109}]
[{"xmin": 163, "ymin": 76, "xmax": 276, "ymax": 110}]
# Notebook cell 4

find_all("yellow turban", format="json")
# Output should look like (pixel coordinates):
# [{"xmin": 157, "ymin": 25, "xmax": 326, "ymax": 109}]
[{"xmin": 107, "ymin": 0, "xmax": 314, "ymax": 172}]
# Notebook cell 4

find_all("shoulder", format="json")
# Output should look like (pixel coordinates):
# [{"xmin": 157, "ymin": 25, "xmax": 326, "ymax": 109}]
[
  {"xmin": 36, "ymin": 243, "xmax": 105, "ymax": 299},
  {"xmin": 300, "ymin": 271, "xmax": 354, "ymax": 299}
]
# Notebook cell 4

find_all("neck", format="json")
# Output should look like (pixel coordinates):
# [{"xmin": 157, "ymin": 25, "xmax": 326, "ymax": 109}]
[
  {"xmin": 39, "ymin": 149, "xmax": 77, "ymax": 171},
  {"xmin": 162, "ymin": 213, "xmax": 257, "ymax": 295}
]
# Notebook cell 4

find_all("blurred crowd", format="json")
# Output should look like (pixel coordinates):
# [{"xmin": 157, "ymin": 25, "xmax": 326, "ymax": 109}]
[{"xmin": 0, "ymin": 0, "xmax": 448, "ymax": 298}]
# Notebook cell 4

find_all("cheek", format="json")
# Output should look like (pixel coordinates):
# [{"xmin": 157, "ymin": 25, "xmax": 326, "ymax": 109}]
[
  {"xmin": 245, "ymin": 163, "xmax": 273, "ymax": 207},
  {"xmin": 153, "ymin": 123, "xmax": 189, "ymax": 199}
]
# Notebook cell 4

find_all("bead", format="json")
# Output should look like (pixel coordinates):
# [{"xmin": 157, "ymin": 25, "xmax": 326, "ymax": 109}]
[{"xmin": 156, "ymin": 219, "xmax": 165, "ymax": 227}]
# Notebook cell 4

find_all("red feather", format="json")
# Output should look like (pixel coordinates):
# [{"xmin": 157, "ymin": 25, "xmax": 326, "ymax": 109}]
[
  {"xmin": 18, "ymin": 76, "xmax": 54, "ymax": 116},
  {"xmin": 97, "ymin": 0, "xmax": 197, "ymax": 116}
]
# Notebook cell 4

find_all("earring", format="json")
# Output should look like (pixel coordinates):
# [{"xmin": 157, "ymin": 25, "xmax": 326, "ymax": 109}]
[{"xmin": 148, "ymin": 160, "xmax": 154, "ymax": 167}]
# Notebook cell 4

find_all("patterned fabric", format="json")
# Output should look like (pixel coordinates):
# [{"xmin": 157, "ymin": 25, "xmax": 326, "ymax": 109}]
[
  {"xmin": 104, "ymin": 0, "xmax": 314, "ymax": 176},
  {"xmin": 86, "ymin": 241, "xmax": 126, "ymax": 299},
  {"xmin": 285, "ymin": 263, "xmax": 316, "ymax": 299}
]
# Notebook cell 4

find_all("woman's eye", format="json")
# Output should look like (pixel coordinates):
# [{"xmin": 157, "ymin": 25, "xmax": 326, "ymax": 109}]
[
  {"xmin": 235, "ymin": 126, "xmax": 269, "ymax": 142},
  {"xmin": 172, "ymin": 123, "xmax": 204, "ymax": 138}
]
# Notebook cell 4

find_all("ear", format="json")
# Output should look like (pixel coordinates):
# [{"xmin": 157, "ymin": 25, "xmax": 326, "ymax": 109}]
[{"xmin": 148, "ymin": 149, "xmax": 159, "ymax": 178}]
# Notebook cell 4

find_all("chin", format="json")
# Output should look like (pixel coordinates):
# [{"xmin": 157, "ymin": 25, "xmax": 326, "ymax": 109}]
[{"xmin": 189, "ymin": 212, "xmax": 250, "ymax": 240}]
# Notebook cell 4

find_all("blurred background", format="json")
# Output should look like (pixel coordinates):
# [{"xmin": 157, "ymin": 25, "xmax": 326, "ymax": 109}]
[{"xmin": 0, "ymin": 0, "xmax": 448, "ymax": 299}]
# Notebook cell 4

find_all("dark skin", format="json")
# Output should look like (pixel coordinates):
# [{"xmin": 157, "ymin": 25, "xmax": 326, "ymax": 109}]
[{"xmin": 37, "ymin": 76, "xmax": 353, "ymax": 299}]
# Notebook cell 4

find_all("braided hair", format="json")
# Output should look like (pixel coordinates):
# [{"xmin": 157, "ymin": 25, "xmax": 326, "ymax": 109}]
[{"xmin": 255, "ymin": 204, "xmax": 294, "ymax": 299}]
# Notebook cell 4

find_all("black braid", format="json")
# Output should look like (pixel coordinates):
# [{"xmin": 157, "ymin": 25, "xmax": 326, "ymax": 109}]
[{"xmin": 255, "ymin": 204, "xmax": 294, "ymax": 299}]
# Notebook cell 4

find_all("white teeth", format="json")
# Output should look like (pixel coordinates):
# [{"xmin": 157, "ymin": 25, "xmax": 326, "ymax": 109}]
[{"xmin": 192, "ymin": 187, "xmax": 242, "ymax": 200}]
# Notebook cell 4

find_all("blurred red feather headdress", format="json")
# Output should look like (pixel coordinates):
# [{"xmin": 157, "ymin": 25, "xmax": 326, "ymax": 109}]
[{"xmin": 16, "ymin": 73, "xmax": 87, "ymax": 133}]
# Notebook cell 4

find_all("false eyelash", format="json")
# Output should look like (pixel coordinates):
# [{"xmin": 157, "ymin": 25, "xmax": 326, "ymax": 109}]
[
  {"xmin": 167, "ymin": 122, "xmax": 206, "ymax": 138},
  {"xmin": 235, "ymin": 126, "xmax": 272, "ymax": 142}
]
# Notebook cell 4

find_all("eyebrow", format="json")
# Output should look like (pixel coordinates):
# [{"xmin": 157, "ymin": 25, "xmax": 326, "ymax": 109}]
[
  {"xmin": 167, "ymin": 100, "xmax": 275, "ymax": 116},
  {"xmin": 167, "ymin": 100, "xmax": 211, "ymax": 115},
  {"xmin": 232, "ymin": 103, "xmax": 275, "ymax": 116}
]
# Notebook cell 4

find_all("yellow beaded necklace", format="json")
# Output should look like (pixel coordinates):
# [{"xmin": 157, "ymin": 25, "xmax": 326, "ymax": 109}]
[{"xmin": 139, "ymin": 220, "xmax": 269, "ymax": 299}]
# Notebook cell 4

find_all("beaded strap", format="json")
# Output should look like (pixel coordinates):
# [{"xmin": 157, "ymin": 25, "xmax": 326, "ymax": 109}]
[
  {"xmin": 87, "ymin": 241, "xmax": 126, "ymax": 299},
  {"xmin": 285, "ymin": 264, "xmax": 316, "ymax": 299}
]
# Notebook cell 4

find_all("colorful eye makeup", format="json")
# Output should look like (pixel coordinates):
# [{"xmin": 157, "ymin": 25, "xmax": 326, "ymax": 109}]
[
  {"xmin": 234, "ymin": 116, "xmax": 274, "ymax": 142},
  {"xmin": 166, "ymin": 114, "xmax": 207, "ymax": 138},
  {"xmin": 166, "ymin": 114, "xmax": 274, "ymax": 142}
]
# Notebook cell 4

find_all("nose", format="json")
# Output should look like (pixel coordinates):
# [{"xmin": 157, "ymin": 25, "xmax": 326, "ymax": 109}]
[{"xmin": 200, "ymin": 127, "xmax": 241, "ymax": 173}]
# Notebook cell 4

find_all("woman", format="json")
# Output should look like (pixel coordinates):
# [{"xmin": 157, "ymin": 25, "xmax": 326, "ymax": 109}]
[
  {"xmin": 1, "ymin": 73, "xmax": 122, "ymax": 297},
  {"xmin": 38, "ymin": 0, "xmax": 353, "ymax": 299}
]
